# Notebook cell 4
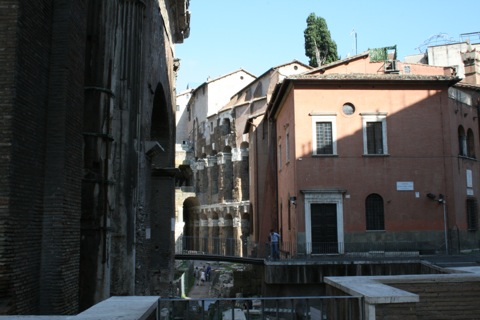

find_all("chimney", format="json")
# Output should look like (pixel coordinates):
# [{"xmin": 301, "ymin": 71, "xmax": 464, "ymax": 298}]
[{"xmin": 461, "ymin": 41, "xmax": 480, "ymax": 85}]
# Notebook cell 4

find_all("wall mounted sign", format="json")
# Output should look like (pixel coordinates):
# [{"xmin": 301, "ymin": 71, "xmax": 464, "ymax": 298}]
[{"xmin": 396, "ymin": 181, "xmax": 414, "ymax": 191}]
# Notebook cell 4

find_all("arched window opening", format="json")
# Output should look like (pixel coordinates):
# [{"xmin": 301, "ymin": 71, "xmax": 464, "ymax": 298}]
[
  {"xmin": 365, "ymin": 193, "xmax": 385, "ymax": 231},
  {"xmin": 221, "ymin": 118, "xmax": 231, "ymax": 135},
  {"xmin": 466, "ymin": 198, "xmax": 478, "ymax": 231},
  {"xmin": 467, "ymin": 128, "xmax": 475, "ymax": 158},
  {"xmin": 253, "ymin": 82, "xmax": 263, "ymax": 98},
  {"xmin": 458, "ymin": 126, "xmax": 467, "ymax": 156}
]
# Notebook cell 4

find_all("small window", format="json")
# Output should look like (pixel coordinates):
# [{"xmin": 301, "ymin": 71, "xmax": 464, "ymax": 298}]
[
  {"xmin": 467, "ymin": 128, "xmax": 475, "ymax": 158},
  {"xmin": 467, "ymin": 198, "xmax": 478, "ymax": 231},
  {"xmin": 366, "ymin": 194, "xmax": 385, "ymax": 231},
  {"xmin": 312, "ymin": 115, "xmax": 337, "ymax": 155},
  {"xmin": 222, "ymin": 118, "xmax": 231, "ymax": 135},
  {"xmin": 316, "ymin": 122, "xmax": 333, "ymax": 154},
  {"xmin": 459, "ymin": 126, "xmax": 467, "ymax": 156},
  {"xmin": 342, "ymin": 103, "xmax": 355, "ymax": 115},
  {"xmin": 366, "ymin": 122, "xmax": 383, "ymax": 154},
  {"xmin": 362, "ymin": 114, "xmax": 388, "ymax": 155}
]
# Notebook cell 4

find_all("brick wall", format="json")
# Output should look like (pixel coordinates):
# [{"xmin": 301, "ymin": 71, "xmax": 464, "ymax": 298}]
[
  {"xmin": 380, "ymin": 280, "xmax": 480, "ymax": 320},
  {"xmin": 0, "ymin": 0, "xmax": 52, "ymax": 314},
  {"xmin": 38, "ymin": 0, "xmax": 86, "ymax": 314},
  {"xmin": 1, "ymin": 0, "xmax": 181, "ymax": 314},
  {"xmin": 0, "ymin": 0, "xmax": 20, "ymax": 314},
  {"xmin": 0, "ymin": 0, "xmax": 85, "ymax": 315}
]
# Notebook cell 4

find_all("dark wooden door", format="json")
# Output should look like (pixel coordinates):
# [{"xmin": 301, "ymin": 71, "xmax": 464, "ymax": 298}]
[{"xmin": 311, "ymin": 203, "xmax": 338, "ymax": 254}]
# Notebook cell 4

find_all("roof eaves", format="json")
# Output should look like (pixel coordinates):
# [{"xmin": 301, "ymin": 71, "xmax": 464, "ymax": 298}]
[
  {"xmin": 454, "ymin": 82, "xmax": 480, "ymax": 92},
  {"xmin": 289, "ymin": 73, "xmax": 461, "ymax": 85}
]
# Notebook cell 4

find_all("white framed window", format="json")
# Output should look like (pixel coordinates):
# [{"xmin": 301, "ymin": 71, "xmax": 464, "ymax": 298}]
[
  {"xmin": 361, "ymin": 113, "xmax": 388, "ymax": 155},
  {"xmin": 311, "ymin": 114, "xmax": 337, "ymax": 155}
]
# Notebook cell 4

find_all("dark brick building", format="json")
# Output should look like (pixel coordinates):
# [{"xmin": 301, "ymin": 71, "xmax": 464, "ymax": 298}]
[{"xmin": 0, "ymin": 0, "xmax": 189, "ymax": 315}]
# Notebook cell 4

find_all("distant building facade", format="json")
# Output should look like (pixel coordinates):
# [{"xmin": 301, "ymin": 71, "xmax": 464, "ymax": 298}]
[
  {"xmin": 0, "ymin": 0, "xmax": 189, "ymax": 314},
  {"xmin": 176, "ymin": 61, "xmax": 311, "ymax": 256},
  {"xmin": 175, "ymin": 70, "xmax": 255, "ymax": 255},
  {"xmin": 404, "ymin": 36, "xmax": 480, "ymax": 80}
]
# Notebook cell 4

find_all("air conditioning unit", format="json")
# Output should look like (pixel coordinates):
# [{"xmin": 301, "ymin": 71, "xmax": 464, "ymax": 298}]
[{"xmin": 384, "ymin": 60, "xmax": 399, "ymax": 73}]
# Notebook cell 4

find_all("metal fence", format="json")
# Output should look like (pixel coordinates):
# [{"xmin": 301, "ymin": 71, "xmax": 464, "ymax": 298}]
[
  {"xmin": 158, "ymin": 296, "xmax": 364, "ymax": 320},
  {"xmin": 175, "ymin": 236, "xmax": 448, "ymax": 261}
]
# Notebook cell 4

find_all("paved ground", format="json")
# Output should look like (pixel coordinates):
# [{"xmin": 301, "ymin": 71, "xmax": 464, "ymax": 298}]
[
  {"xmin": 423, "ymin": 252, "xmax": 480, "ymax": 268},
  {"xmin": 187, "ymin": 261, "xmax": 215, "ymax": 299},
  {"xmin": 188, "ymin": 280, "xmax": 212, "ymax": 299}
]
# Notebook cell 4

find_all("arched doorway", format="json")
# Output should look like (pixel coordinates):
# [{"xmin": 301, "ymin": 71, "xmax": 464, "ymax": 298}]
[
  {"xmin": 148, "ymin": 82, "xmax": 176, "ymax": 295},
  {"xmin": 182, "ymin": 197, "xmax": 199, "ymax": 251}
]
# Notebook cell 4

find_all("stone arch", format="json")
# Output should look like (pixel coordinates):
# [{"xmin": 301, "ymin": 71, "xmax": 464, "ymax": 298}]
[
  {"xmin": 149, "ymin": 82, "xmax": 176, "ymax": 294},
  {"xmin": 221, "ymin": 118, "xmax": 231, "ymax": 135},
  {"xmin": 241, "ymin": 212, "xmax": 251, "ymax": 257},
  {"xmin": 223, "ymin": 214, "xmax": 235, "ymax": 256},
  {"xmin": 150, "ymin": 83, "xmax": 173, "ymax": 167},
  {"xmin": 182, "ymin": 197, "xmax": 200, "ymax": 251},
  {"xmin": 239, "ymin": 142, "xmax": 249, "ymax": 201},
  {"xmin": 211, "ymin": 212, "xmax": 220, "ymax": 254},
  {"xmin": 199, "ymin": 213, "xmax": 208, "ymax": 252}
]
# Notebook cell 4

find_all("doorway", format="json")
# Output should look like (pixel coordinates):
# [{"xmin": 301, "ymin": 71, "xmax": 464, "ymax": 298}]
[
  {"xmin": 311, "ymin": 203, "xmax": 338, "ymax": 254},
  {"xmin": 303, "ymin": 190, "xmax": 345, "ymax": 254}
]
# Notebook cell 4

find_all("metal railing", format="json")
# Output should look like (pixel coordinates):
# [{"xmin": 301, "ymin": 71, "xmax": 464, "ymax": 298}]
[
  {"xmin": 158, "ymin": 296, "xmax": 364, "ymax": 320},
  {"xmin": 175, "ymin": 236, "xmax": 449, "ymax": 261}
]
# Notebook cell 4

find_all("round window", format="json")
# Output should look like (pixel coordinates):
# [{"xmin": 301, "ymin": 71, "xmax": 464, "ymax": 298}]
[{"xmin": 342, "ymin": 103, "xmax": 355, "ymax": 115}]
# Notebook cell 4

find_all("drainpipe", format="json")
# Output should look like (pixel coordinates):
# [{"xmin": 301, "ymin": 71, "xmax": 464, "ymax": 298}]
[{"xmin": 439, "ymin": 195, "xmax": 449, "ymax": 255}]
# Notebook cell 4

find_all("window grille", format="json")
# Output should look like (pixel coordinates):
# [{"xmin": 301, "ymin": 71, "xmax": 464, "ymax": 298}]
[{"xmin": 316, "ymin": 122, "xmax": 333, "ymax": 154}]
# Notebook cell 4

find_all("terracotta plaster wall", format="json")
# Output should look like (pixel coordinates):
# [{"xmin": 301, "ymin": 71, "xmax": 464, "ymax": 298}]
[{"xmin": 278, "ymin": 82, "xmax": 457, "ymax": 238}]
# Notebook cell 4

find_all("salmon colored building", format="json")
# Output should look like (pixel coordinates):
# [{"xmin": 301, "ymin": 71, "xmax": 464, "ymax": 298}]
[{"xmin": 264, "ymin": 51, "xmax": 480, "ymax": 256}]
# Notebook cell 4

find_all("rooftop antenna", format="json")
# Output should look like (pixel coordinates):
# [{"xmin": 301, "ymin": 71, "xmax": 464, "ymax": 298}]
[
  {"xmin": 415, "ymin": 33, "xmax": 456, "ymax": 53},
  {"xmin": 460, "ymin": 32, "xmax": 480, "ymax": 43},
  {"xmin": 350, "ymin": 28, "xmax": 357, "ymax": 55}
]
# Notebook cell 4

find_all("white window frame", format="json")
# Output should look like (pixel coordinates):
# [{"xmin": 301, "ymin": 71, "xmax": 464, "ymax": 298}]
[
  {"xmin": 361, "ymin": 113, "xmax": 388, "ymax": 155},
  {"xmin": 311, "ymin": 114, "xmax": 337, "ymax": 156}
]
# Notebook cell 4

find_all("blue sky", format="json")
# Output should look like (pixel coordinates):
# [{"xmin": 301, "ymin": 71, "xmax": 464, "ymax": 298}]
[{"xmin": 175, "ymin": 0, "xmax": 479, "ymax": 91}]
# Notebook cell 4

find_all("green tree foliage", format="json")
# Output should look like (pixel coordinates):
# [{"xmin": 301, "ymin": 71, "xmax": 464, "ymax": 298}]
[{"xmin": 304, "ymin": 13, "xmax": 338, "ymax": 67}]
